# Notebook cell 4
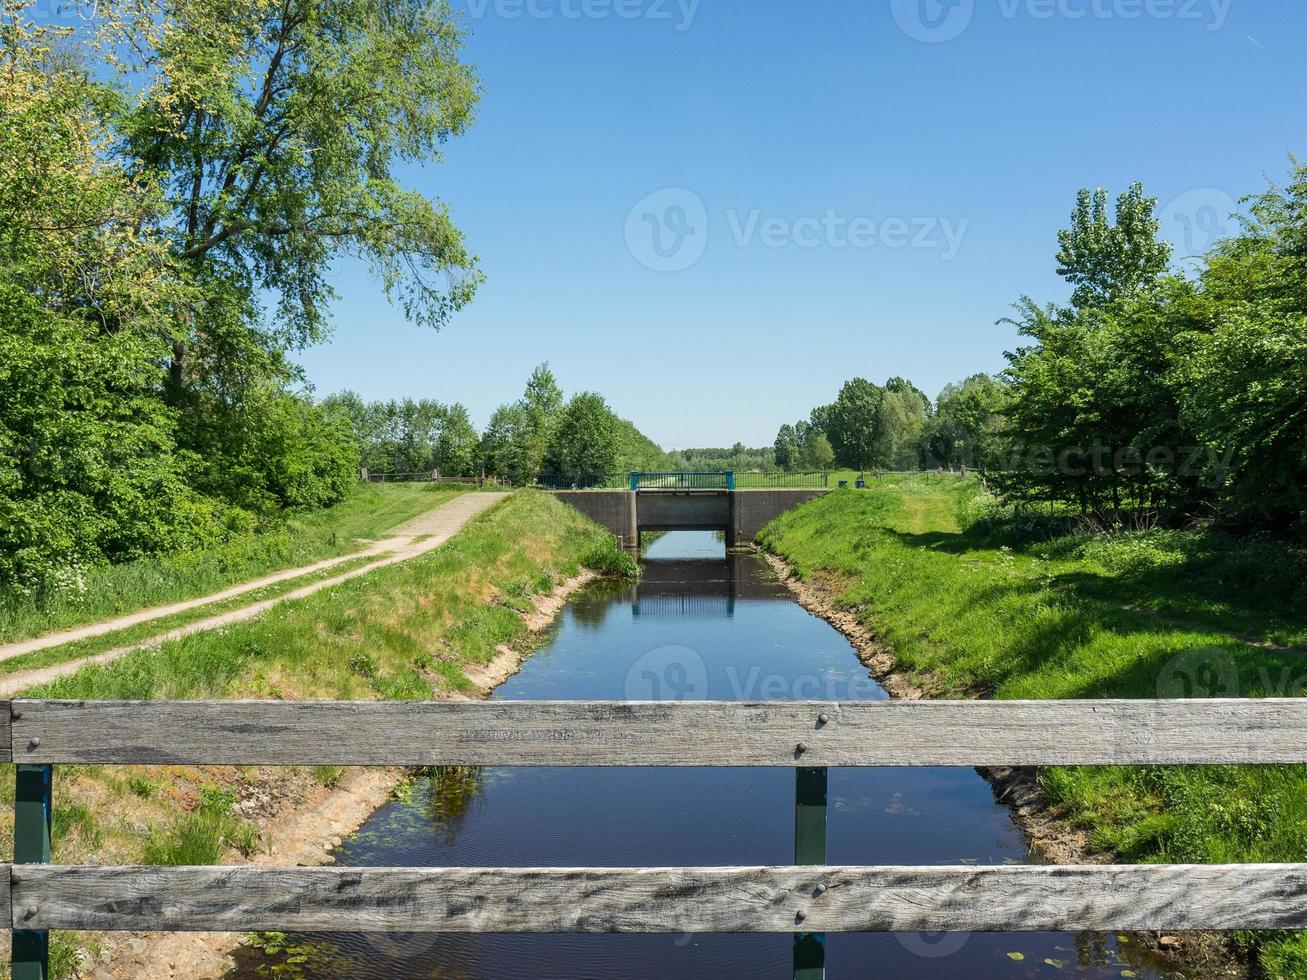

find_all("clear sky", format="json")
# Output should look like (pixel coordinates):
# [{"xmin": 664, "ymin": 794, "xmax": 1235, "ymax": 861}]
[{"xmin": 294, "ymin": 0, "xmax": 1307, "ymax": 448}]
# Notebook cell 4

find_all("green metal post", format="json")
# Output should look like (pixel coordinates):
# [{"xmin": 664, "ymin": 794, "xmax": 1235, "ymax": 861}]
[
  {"xmin": 726, "ymin": 470, "xmax": 736, "ymax": 491},
  {"xmin": 13, "ymin": 763, "xmax": 52, "ymax": 980},
  {"xmin": 629, "ymin": 472, "xmax": 640, "ymax": 492},
  {"xmin": 794, "ymin": 765, "xmax": 827, "ymax": 980}
]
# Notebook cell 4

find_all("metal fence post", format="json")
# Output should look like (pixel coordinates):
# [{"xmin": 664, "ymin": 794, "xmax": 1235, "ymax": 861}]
[
  {"xmin": 794, "ymin": 765, "xmax": 827, "ymax": 980},
  {"xmin": 629, "ymin": 472, "xmax": 640, "ymax": 492},
  {"xmin": 14, "ymin": 763, "xmax": 53, "ymax": 979}
]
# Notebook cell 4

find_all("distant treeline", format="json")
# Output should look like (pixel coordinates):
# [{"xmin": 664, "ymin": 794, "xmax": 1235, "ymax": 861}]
[
  {"xmin": 328, "ymin": 365, "xmax": 674, "ymax": 484},
  {"xmin": 666, "ymin": 446, "xmax": 780, "ymax": 473},
  {"xmin": 781, "ymin": 160, "xmax": 1307, "ymax": 537}
]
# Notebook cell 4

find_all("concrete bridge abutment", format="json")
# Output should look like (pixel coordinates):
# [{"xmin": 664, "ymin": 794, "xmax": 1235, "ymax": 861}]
[{"xmin": 550, "ymin": 489, "xmax": 826, "ymax": 550}]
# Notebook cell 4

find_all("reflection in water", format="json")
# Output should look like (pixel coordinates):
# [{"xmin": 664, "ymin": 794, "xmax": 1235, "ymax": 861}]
[
  {"xmin": 427, "ymin": 766, "xmax": 484, "ymax": 845},
  {"xmin": 236, "ymin": 532, "xmax": 1187, "ymax": 979}
]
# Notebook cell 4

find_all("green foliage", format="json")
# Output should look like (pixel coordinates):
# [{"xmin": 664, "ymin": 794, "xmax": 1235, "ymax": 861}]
[
  {"xmin": 807, "ymin": 432, "xmax": 835, "ymax": 470},
  {"xmin": 110, "ymin": 0, "xmax": 483, "ymax": 346},
  {"xmin": 928, "ymin": 373, "xmax": 1009, "ymax": 472},
  {"xmin": 816, "ymin": 377, "xmax": 931, "ymax": 471},
  {"xmin": 1055, "ymin": 182, "xmax": 1171, "ymax": 310},
  {"xmin": 761, "ymin": 477, "xmax": 1307, "ymax": 977},
  {"xmin": 773, "ymin": 425, "xmax": 798, "ymax": 470},
  {"xmin": 0, "ymin": 0, "xmax": 464, "ymax": 595},
  {"xmin": 672, "ymin": 444, "xmax": 775, "ymax": 473},
  {"xmin": 550, "ymin": 392, "xmax": 620, "ymax": 475},
  {"xmin": 186, "ymin": 380, "xmax": 359, "ymax": 512},
  {"xmin": 828, "ymin": 377, "xmax": 886, "ymax": 471},
  {"xmin": 997, "ymin": 161, "xmax": 1307, "ymax": 536},
  {"xmin": 581, "ymin": 538, "xmax": 641, "ymax": 579}
]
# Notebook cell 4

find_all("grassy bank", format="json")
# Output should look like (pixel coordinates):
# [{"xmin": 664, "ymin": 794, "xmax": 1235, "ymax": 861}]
[
  {"xmin": 0, "ymin": 483, "xmax": 464, "ymax": 644},
  {"xmin": 759, "ymin": 475, "xmax": 1307, "ymax": 977},
  {"xmin": 0, "ymin": 489, "xmax": 632, "ymax": 977}
]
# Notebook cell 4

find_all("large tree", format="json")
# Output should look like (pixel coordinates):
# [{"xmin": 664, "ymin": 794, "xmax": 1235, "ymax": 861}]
[
  {"xmin": 550, "ymin": 393, "xmax": 621, "ymax": 476},
  {"xmin": 827, "ymin": 378, "xmax": 885, "ymax": 472},
  {"xmin": 436, "ymin": 403, "xmax": 479, "ymax": 476},
  {"xmin": 519, "ymin": 363, "xmax": 563, "ymax": 476},
  {"xmin": 100, "ymin": 0, "xmax": 483, "ymax": 391},
  {"xmin": 1055, "ymin": 182, "xmax": 1171, "ymax": 310}
]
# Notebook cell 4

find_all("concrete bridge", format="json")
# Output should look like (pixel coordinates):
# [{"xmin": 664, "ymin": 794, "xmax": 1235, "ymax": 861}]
[{"xmin": 551, "ymin": 473, "xmax": 826, "ymax": 548}]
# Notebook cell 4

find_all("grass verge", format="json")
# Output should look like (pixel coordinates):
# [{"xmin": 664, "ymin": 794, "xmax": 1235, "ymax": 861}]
[
  {"xmin": 0, "ymin": 484, "xmax": 465, "ymax": 644},
  {"xmin": 759, "ymin": 474, "xmax": 1307, "ymax": 977},
  {"xmin": 0, "ymin": 553, "xmax": 385, "ymax": 679},
  {"xmin": 0, "ymin": 489, "xmax": 630, "ymax": 978}
]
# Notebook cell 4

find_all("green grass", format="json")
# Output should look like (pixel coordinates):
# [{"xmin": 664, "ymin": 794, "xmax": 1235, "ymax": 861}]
[
  {"xmin": 0, "ymin": 552, "xmax": 386, "ymax": 678},
  {"xmin": 0, "ymin": 490, "xmax": 632, "ymax": 979},
  {"xmin": 0, "ymin": 483, "xmax": 464, "ymax": 644},
  {"xmin": 19, "ymin": 490, "xmax": 623, "ymax": 702},
  {"xmin": 759, "ymin": 474, "xmax": 1307, "ymax": 977}
]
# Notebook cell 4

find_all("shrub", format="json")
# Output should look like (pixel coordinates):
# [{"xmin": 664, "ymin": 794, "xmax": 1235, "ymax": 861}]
[{"xmin": 581, "ymin": 538, "xmax": 640, "ymax": 579}]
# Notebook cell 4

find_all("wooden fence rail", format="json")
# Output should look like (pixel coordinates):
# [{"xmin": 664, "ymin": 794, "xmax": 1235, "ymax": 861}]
[
  {"xmin": 6, "ymin": 697, "xmax": 1307, "ymax": 979},
  {"xmin": 8, "ymin": 697, "xmax": 1307, "ymax": 766},
  {"xmin": 12, "ymin": 863, "xmax": 1307, "ymax": 934}
]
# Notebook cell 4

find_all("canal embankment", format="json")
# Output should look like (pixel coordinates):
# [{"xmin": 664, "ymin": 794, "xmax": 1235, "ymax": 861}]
[
  {"xmin": 0, "ymin": 491, "xmax": 635, "ymax": 979},
  {"xmin": 757, "ymin": 474, "xmax": 1307, "ymax": 977}
]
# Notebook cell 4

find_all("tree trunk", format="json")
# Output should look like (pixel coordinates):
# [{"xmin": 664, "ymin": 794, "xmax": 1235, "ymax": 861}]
[{"xmin": 168, "ymin": 339, "xmax": 186, "ymax": 403}]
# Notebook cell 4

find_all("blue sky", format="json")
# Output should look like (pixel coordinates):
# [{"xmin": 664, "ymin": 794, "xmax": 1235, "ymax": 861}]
[{"xmin": 294, "ymin": 0, "xmax": 1306, "ymax": 448}]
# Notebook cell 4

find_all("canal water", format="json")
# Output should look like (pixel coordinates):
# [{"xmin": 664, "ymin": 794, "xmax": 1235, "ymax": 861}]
[{"xmin": 249, "ymin": 532, "xmax": 1185, "ymax": 979}]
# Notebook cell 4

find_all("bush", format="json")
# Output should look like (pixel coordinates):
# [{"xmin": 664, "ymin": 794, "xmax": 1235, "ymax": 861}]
[
  {"xmin": 0, "ymin": 289, "xmax": 233, "ymax": 595},
  {"xmin": 581, "ymin": 538, "xmax": 640, "ymax": 579}
]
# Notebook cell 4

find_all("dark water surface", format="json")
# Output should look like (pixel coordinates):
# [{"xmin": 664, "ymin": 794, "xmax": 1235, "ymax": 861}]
[{"xmin": 245, "ymin": 532, "xmax": 1185, "ymax": 979}]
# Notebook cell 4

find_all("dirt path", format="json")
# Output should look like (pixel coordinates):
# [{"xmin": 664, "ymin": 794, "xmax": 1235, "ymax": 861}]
[{"xmin": 0, "ymin": 493, "xmax": 509, "ymax": 695}]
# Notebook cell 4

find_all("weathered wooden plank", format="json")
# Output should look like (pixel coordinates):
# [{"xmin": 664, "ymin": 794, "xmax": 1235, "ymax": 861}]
[
  {"xmin": 13, "ymin": 864, "xmax": 1307, "ymax": 933},
  {"xmin": 0, "ymin": 864, "xmax": 9, "ymax": 920},
  {"xmin": 13, "ymin": 698, "xmax": 1307, "ymax": 767},
  {"xmin": 0, "ymin": 701, "xmax": 10, "ymax": 763}
]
